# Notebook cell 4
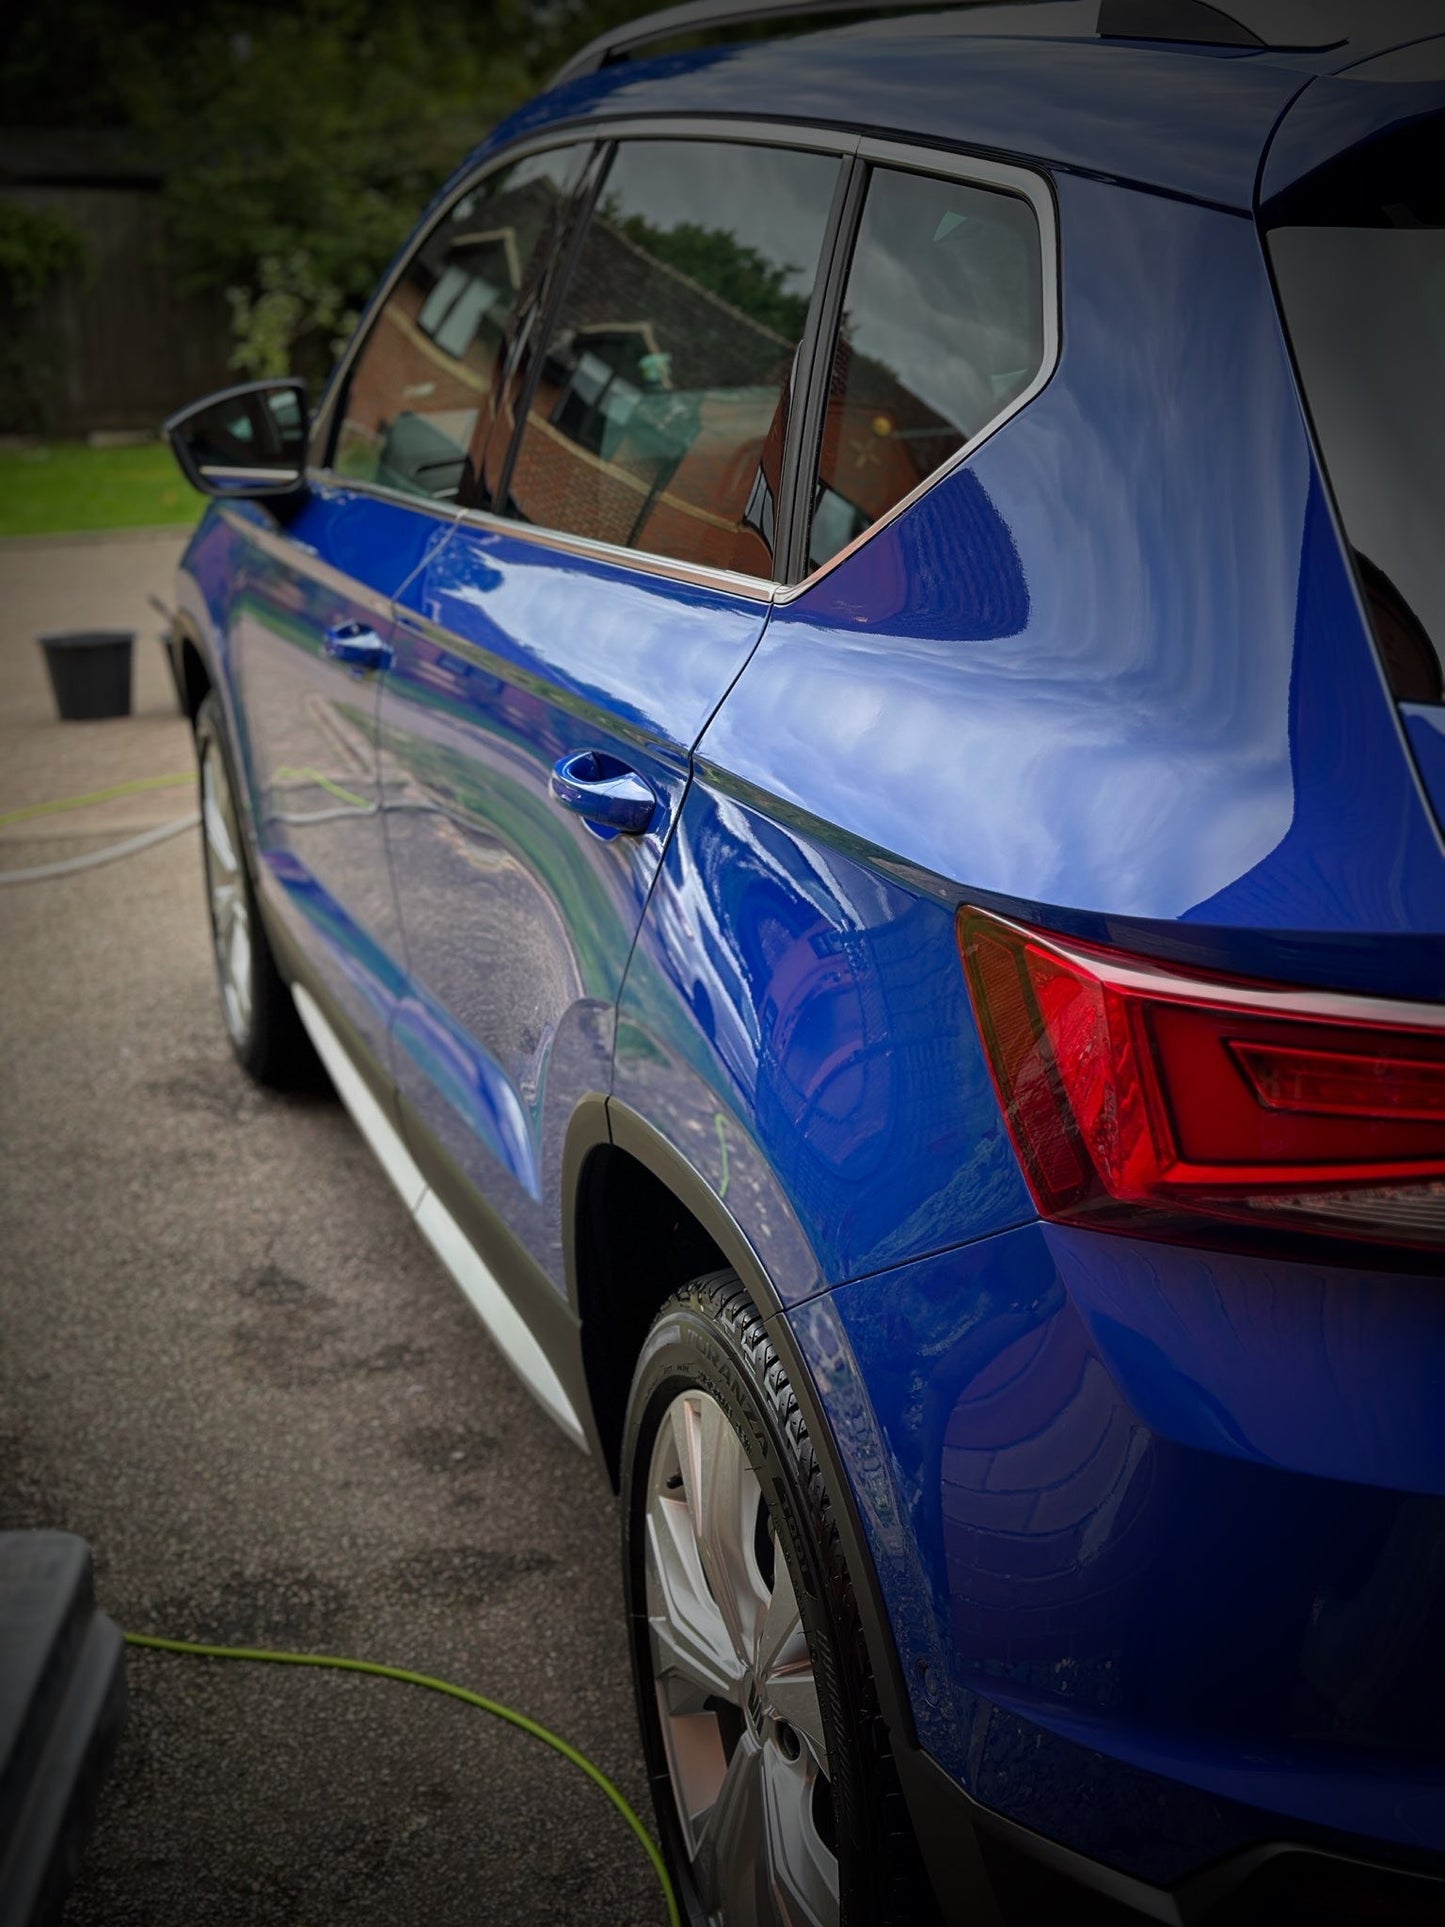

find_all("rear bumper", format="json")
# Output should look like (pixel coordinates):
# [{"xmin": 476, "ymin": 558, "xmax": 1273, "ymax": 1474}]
[{"xmin": 787, "ymin": 1220, "xmax": 1445, "ymax": 1905}]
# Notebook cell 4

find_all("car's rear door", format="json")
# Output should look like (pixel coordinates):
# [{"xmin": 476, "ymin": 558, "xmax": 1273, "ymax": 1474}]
[{"xmin": 378, "ymin": 128, "xmax": 849, "ymax": 1297}]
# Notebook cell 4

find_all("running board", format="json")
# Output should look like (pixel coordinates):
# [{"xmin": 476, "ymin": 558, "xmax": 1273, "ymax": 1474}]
[{"xmin": 292, "ymin": 985, "xmax": 585, "ymax": 1447}]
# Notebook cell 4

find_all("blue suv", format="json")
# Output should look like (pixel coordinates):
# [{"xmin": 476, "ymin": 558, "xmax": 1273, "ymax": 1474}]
[{"xmin": 164, "ymin": 2, "xmax": 1445, "ymax": 1919}]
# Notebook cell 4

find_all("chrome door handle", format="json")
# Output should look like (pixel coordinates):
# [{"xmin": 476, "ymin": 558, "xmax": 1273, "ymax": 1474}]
[
  {"xmin": 549, "ymin": 751, "xmax": 658, "ymax": 837},
  {"xmin": 323, "ymin": 621, "xmax": 393, "ymax": 671}
]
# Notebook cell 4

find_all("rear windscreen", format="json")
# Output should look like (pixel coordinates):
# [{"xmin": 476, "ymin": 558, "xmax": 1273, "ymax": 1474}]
[{"xmin": 1267, "ymin": 118, "xmax": 1445, "ymax": 705}]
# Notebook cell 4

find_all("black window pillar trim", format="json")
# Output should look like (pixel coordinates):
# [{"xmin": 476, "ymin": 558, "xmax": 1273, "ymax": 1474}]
[
  {"xmin": 775, "ymin": 138, "xmax": 1062, "ymax": 600},
  {"xmin": 491, "ymin": 140, "xmax": 619, "ymax": 521},
  {"xmin": 776, "ymin": 150, "xmax": 867, "ymax": 587}
]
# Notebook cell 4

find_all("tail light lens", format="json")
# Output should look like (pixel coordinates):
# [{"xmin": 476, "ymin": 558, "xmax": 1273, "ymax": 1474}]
[{"xmin": 957, "ymin": 906, "xmax": 1445, "ymax": 1248}]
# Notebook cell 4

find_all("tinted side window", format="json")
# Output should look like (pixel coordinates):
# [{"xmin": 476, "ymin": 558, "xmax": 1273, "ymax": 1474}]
[
  {"xmin": 807, "ymin": 168, "xmax": 1044, "ymax": 572},
  {"xmin": 332, "ymin": 146, "xmax": 587, "ymax": 503},
  {"xmin": 503, "ymin": 139, "xmax": 839, "ymax": 576}
]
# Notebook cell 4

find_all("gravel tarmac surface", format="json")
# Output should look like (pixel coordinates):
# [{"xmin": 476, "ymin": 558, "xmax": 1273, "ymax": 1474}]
[{"xmin": 0, "ymin": 530, "xmax": 663, "ymax": 1925}]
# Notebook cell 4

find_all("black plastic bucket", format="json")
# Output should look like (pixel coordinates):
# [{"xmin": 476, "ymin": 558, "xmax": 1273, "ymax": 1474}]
[{"xmin": 38, "ymin": 631, "xmax": 134, "ymax": 721}]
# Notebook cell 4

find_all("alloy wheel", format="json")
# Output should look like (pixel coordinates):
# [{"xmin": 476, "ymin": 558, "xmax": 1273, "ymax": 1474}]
[
  {"xmin": 200, "ymin": 740, "xmax": 254, "ymax": 1048},
  {"xmin": 644, "ymin": 1388, "xmax": 840, "ymax": 1926}
]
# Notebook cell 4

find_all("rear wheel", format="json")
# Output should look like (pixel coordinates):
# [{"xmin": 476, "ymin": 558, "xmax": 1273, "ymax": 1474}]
[
  {"xmin": 622, "ymin": 1272, "xmax": 935, "ymax": 1926},
  {"xmin": 195, "ymin": 690, "xmax": 316, "ymax": 1088}
]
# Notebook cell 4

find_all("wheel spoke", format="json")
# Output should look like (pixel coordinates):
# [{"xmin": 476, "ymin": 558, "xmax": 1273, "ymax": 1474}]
[
  {"xmin": 675, "ymin": 1394, "xmax": 766, "ymax": 1674},
  {"xmin": 754, "ymin": 1546, "xmax": 807, "ymax": 1679},
  {"xmin": 202, "ymin": 764, "xmax": 237, "ymax": 879},
  {"xmin": 698, "ymin": 1734, "xmax": 767, "ymax": 1924},
  {"xmin": 646, "ymin": 1386, "xmax": 838, "ymax": 1927},
  {"xmin": 201, "ymin": 744, "xmax": 253, "ymax": 1043},
  {"xmin": 758, "ymin": 1557, "xmax": 828, "ymax": 1770},
  {"xmin": 228, "ymin": 910, "xmax": 253, "ymax": 1027},
  {"xmin": 760, "ymin": 1741, "xmax": 840, "ymax": 1926},
  {"xmin": 645, "ymin": 1496, "xmax": 743, "ymax": 1708}
]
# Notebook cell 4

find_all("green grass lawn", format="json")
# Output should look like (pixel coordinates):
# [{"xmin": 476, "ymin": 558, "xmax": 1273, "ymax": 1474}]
[{"xmin": 0, "ymin": 440, "xmax": 205, "ymax": 538}]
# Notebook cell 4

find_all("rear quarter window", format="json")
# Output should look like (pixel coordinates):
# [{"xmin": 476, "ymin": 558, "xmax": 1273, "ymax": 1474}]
[{"xmin": 806, "ymin": 163, "xmax": 1046, "ymax": 574}]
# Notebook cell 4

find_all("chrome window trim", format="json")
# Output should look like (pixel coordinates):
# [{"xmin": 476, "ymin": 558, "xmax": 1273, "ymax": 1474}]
[
  {"xmin": 452, "ymin": 503, "xmax": 779, "ymax": 602},
  {"xmin": 199, "ymin": 464, "xmax": 304, "ymax": 485},
  {"xmin": 776, "ymin": 136, "xmax": 1061, "ymax": 603},
  {"xmin": 312, "ymin": 119, "xmax": 1059, "ymax": 609}
]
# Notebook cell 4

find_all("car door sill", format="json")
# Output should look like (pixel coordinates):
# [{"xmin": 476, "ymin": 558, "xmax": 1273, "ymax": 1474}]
[{"xmin": 291, "ymin": 983, "xmax": 586, "ymax": 1447}]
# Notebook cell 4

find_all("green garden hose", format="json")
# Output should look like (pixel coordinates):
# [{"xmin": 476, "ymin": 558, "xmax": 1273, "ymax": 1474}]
[
  {"xmin": 124, "ymin": 1633, "xmax": 681, "ymax": 1926},
  {"xmin": 0, "ymin": 772, "xmax": 192, "ymax": 828},
  {"xmin": 0, "ymin": 774, "xmax": 199, "ymax": 885}
]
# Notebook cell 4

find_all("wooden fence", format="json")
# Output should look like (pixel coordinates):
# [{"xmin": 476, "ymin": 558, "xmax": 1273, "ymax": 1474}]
[{"xmin": 2, "ymin": 148, "xmax": 232, "ymax": 435}]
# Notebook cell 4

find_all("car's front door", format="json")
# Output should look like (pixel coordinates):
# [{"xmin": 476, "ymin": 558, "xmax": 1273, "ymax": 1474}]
[
  {"xmin": 232, "ymin": 140, "xmax": 594, "ymax": 1091},
  {"xmin": 225, "ymin": 485, "xmax": 437, "ymax": 1090},
  {"xmin": 378, "ymin": 131, "xmax": 847, "ymax": 1291}
]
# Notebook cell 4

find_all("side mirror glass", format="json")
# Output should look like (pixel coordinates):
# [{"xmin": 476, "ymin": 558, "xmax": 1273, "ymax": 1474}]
[{"xmin": 164, "ymin": 379, "xmax": 309, "ymax": 499}]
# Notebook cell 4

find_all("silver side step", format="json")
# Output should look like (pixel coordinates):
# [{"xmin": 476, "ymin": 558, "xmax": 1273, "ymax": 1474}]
[{"xmin": 292, "ymin": 985, "xmax": 585, "ymax": 1447}]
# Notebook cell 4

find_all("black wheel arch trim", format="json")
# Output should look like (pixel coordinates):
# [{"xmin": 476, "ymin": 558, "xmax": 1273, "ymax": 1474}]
[{"xmin": 565, "ymin": 1096, "xmax": 917, "ymax": 1737}]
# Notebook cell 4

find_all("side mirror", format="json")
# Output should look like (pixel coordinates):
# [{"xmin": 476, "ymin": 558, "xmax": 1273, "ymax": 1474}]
[{"xmin": 164, "ymin": 379, "xmax": 309, "ymax": 499}]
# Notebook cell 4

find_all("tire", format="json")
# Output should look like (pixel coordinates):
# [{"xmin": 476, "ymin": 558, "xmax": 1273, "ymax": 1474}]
[
  {"xmin": 194, "ymin": 690, "xmax": 317, "ymax": 1089},
  {"xmin": 621, "ymin": 1271, "xmax": 937, "ymax": 1927}
]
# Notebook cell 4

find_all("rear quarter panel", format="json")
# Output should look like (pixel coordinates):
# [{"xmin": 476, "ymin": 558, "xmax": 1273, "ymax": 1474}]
[{"xmin": 615, "ymin": 171, "xmax": 1445, "ymax": 1310}]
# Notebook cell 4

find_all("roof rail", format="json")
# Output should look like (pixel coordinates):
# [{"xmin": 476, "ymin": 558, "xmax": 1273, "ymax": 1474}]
[
  {"xmin": 550, "ymin": 0, "xmax": 1279, "ymax": 87},
  {"xmin": 550, "ymin": 0, "xmax": 969, "ymax": 88}
]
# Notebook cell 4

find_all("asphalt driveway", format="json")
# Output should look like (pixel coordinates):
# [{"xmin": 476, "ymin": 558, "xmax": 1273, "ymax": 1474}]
[{"xmin": 0, "ymin": 529, "xmax": 662, "ymax": 1924}]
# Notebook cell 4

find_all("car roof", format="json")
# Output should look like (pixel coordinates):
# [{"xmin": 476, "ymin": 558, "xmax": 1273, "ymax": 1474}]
[{"xmin": 483, "ymin": 1, "xmax": 1443, "ymax": 211}]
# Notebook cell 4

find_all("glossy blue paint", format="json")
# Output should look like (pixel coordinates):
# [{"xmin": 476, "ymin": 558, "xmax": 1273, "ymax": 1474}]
[
  {"xmin": 378, "ymin": 520, "xmax": 769, "ymax": 1293},
  {"xmin": 177, "ymin": 505, "xmax": 246, "ymax": 661},
  {"xmin": 795, "ymin": 1224, "xmax": 1445, "ymax": 1878},
  {"xmin": 698, "ymin": 173, "xmax": 1445, "ymax": 1001},
  {"xmin": 219, "ymin": 485, "xmax": 446, "ymax": 1080},
  {"xmin": 1403, "ymin": 705, "xmax": 1445, "ymax": 837},
  {"xmin": 614, "ymin": 778, "xmax": 1032, "ymax": 1295}
]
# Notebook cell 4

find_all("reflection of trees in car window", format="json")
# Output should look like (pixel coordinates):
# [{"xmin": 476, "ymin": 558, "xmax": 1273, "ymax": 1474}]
[
  {"xmin": 332, "ymin": 148, "xmax": 585, "ymax": 503},
  {"xmin": 809, "ymin": 169, "xmax": 1044, "ymax": 570},
  {"xmin": 504, "ymin": 140, "xmax": 838, "ymax": 576},
  {"xmin": 609, "ymin": 209, "xmax": 813, "ymax": 343}
]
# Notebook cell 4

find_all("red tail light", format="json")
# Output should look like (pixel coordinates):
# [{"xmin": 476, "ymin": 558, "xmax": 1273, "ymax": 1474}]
[{"xmin": 957, "ymin": 906, "xmax": 1445, "ymax": 1248}]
